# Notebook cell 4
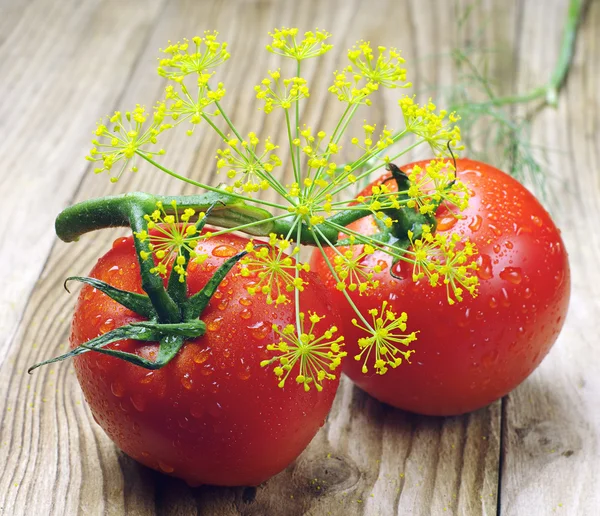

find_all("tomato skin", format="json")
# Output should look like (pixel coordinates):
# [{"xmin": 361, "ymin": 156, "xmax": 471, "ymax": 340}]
[
  {"xmin": 71, "ymin": 232, "xmax": 340, "ymax": 486},
  {"xmin": 310, "ymin": 159, "xmax": 570, "ymax": 416}
]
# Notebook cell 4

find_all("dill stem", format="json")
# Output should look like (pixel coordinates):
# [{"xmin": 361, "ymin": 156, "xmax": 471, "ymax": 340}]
[
  {"xmin": 546, "ymin": 0, "xmax": 584, "ymax": 105},
  {"xmin": 295, "ymin": 60, "xmax": 302, "ymax": 170},
  {"xmin": 312, "ymin": 227, "xmax": 372, "ymax": 329},
  {"xmin": 136, "ymin": 152, "xmax": 286, "ymax": 211},
  {"xmin": 454, "ymin": 0, "xmax": 584, "ymax": 110},
  {"xmin": 285, "ymin": 109, "xmax": 301, "ymax": 185}
]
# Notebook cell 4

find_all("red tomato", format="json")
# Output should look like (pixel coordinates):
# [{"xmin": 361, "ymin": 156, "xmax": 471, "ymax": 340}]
[
  {"xmin": 71, "ymin": 231, "xmax": 341, "ymax": 486},
  {"xmin": 311, "ymin": 159, "xmax": 570, "ymax": 415}
]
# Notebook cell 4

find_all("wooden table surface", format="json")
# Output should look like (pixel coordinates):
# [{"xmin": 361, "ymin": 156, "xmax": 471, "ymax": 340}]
[{"xmin": 1, "ymin": 0, "xmax": 598, "ymax": 514}]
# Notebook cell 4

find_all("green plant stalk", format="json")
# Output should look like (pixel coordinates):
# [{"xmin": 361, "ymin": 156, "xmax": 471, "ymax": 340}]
[
  {"xmin": 54, "ymin": 192, "xmax": 361, "ymax": 246},
  {"xmin": 453, "ymin": 0, "xmax": 583, "ymax": 110},
  {"xmin": 546, "ymin": 0, "xmax": 584, "ymax": 105},
  {"xmin": 55, "ymin": 187, "xmax": 431, "ymax": 253},
  {"xmin": 137, "ymin": 152, "xmax": 287, "ymax": 211}
]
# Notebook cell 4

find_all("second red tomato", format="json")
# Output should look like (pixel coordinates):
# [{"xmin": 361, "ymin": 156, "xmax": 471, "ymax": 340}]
[{"xmin": 311, "ymin": 159, "xmax": 570, "ymax": 415}]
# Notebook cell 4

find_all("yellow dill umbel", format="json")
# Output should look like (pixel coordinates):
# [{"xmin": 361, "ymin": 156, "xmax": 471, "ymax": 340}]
[{"xmin": 261, "ymin": 312, "xmax": 347, "ymax": 392}]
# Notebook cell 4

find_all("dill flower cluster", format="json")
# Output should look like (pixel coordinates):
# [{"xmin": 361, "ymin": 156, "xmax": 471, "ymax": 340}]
[{"xmin": 85, "ymin": 28, "xmax": 478, "ymax": 391}]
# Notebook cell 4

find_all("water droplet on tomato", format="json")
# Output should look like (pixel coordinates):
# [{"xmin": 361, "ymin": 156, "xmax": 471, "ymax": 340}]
[
  {"xmin": 112, "ymin": 237, "xmax": 129, "ymax": 249},
  {"xmin": 488, "ymin": 224, "xmax": 502, "ymax": 236},
  {"xmin": 139, "ymin": 372, "xmax": 154, "ymax": 384},
  {"xmin": 238, "ymin": 367, "xmax": 252, "ymax": 380},
  {"xmin": 218, "ymin": 298, "xmax": 230, "ymax": 311},
  {"xmin": 201, "ymin": 365, "xmax": 214, "ymax": 376},
  {"xmin": 376, "ymin": 259, "xmax": 388, "ymax": 272},
  {"xmin": 493, "ymin": 244, "xmax": 501, "ymax": 254},
  {"xmin": 500, "ymin": 267, "xmax": 522, "ymax": 285},
  {"xmin": 240, "ymin": 308, "xmax": 252, "ymax": 320},
  {"xmin": 489, "ymin": 297, "xmax": 498, "ymax": 309},
  {"xmin": 158, "ymin": 461, "xmax": 175, "ymax": 473},
  {"xmin": 468, "ymin": 215, "xmax": 483, "ymax": 232},
  {"xmin": 239, "ymin": 297, "xmax": 252, "ymax": 306},
  {"xmin": 500, "ymin": 288, "xmax": 510, "ymax": 307},
  {"xmin": 504, "ymin": 241, "xmax": 514, "ymax": 250},
  {"xmin": 194, "ymin": 348, "xmax": 211, "ymax": 364},
  {"xmin": 223, "ymin": 349, "xmax": 231, "ymax": 358},
  {"xmin": 130, "ymin": 393, "xmax": 146, "ymax": 412},
  {"xmin": 554, "ymin": 270, "xmax": 565, "ymax": 287},
  {"xmin": 100, "ymin": 318, "xmax": 115, "ymax": 334},
  {"xmin": 181, "ymin": 373, "xmax": 193, "ymax": 390},
  {"xmin": 457, "ymin": 308, "xmax": 470, "ymax": 328},
  {"xmin": 482, "ymin": 350, "xmax": 499, "ymax": 367},
  {"xmin": 210, "ymin": 381, "xmax": 220, "ymax": 394},
  {"xmin": 212, "ymin": 244, "xmax": 237, "ymax": 258},
  {"xmin": 476, "ymin": 254, "xmax": 493, "ymax": 280},
  {"xmin": 249, "ymin": 321, "xmax": 269, "ymax": 341},
  {"xmin": 190, "ymin": 402, "xmax": 205, "ymax": 418},
  {"xmin": 207, "ymin": 317, "xmax": 223, "ymax": 332},
  {"xmin": 111, "ymin": 381, "xmax": 125, "ymax": 398},
  {"xmin": 531, "ymin": 215, "xmax": 543, "ymax": 227},
  {"xmin": 437, "ymin": 216, "xmax": 458, "ymax": 231}
]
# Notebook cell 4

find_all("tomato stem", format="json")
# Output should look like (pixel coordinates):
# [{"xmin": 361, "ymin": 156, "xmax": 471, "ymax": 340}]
[
  {"xmin": 56, "ymin": 181, "xmax": 435, "ymax": 254},
  {"xmin": 127, "ymin": 201, "xmax": 181, "ymax": 323}
]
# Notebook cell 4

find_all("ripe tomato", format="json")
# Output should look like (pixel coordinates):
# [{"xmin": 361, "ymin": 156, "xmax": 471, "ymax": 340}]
[
  {"xmin": 311, "ymin": 159, "xmax": 570, "ymax": 415},
  {"xmin": 71, "ymin": 231, "xmax": 341, "ymax": 486}
]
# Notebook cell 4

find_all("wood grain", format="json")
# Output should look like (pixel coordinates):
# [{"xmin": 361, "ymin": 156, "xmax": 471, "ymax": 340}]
[
  {"xmin": 0, "ymin": 0, "xmax": 597, "ymax": 514},
  {"xmin": 499, "ymin": 0, "xmax": 600, "ymax": 514},
  {"xmin": 0, "ymin": 0, "xmax": 168, "ymax": 363}
]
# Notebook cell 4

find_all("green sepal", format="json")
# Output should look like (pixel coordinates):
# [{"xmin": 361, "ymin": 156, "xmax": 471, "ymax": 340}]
[
  {"xmin": 55, "ymin": 191, "xmax": 277, "ymax": 243},
  {"xmin": 28, "ymin": 323, "xmax": 159, "ymax": 373},
  {"xmin": 64, "ymin": 276, "xmax": 156, "ymax": 320},
  {"xmin": 128, "ymin": 202, "xmax": 181, "ymax": 323},
  {"xmin": 27, "ymin": 320, "xmax": 205, "ymax": 373},
  {"xmin": 132, "ymin": 320, "xmax": 206, "ymax": 337},
  {"xmin": 388, "ymin": 254, "xmax": 406, "ymax": 281},
  {"xmin": 184, "ymin": 250, "xmax": 247, "ymax": 320},
  {"xmin": 80, "ymin": 334, "xmax": 185, "ymax": 370}
]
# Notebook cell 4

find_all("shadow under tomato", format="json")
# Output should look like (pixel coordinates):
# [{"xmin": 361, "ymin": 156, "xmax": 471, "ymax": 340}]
[{"xmin": 111, "ymin": 371, "xmax": 586, "ymax": 515}]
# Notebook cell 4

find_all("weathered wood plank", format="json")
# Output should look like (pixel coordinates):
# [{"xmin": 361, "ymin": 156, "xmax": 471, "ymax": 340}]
[
  {"xmin": 0, "ymin": 0, "xmax": 167, "ymax": 365},
  {"xmin": 3, "ymin": 0, "xmax": 595, "ymax": 514},
  {"xmin": 499, "ymin": 0, "xmax": 600, "ymax": 514}
]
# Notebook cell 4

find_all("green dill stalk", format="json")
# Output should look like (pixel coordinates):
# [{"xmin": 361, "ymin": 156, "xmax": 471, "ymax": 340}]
[{"xmin": 447, "ymin": 0, "xmax": 584, "ymax": 207}]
